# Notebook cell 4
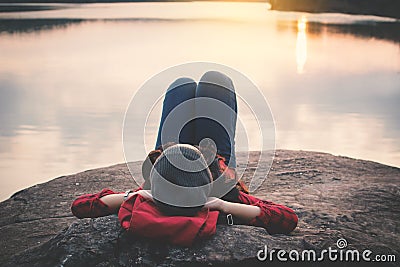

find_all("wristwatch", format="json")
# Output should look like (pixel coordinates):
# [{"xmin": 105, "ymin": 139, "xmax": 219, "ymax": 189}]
[
  {"xmin": 227, "ymin": 213, "xmax": 234, "ymax": 225},
  {"xmin": 123, "ymin": 190, "xmax": 133, "ymax": 201}
]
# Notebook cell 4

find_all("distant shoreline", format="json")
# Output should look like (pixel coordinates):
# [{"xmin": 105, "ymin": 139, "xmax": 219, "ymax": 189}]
[
  {"xmin": 1, "ymin": 0, "xmax": 400, "ymax": 19},
  {"xmin": 269, "ymin": 0, "xmax": 400, "ymax": 19},
  {"xmin": 3, "ymin": 1, "xmax": 266, "ymax": 14}
]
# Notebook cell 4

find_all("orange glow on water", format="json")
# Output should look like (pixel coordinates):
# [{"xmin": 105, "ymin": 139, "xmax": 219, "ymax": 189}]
[{"xmin": 296, "ymin": 15, "xmax": 308, "ymax": 74}]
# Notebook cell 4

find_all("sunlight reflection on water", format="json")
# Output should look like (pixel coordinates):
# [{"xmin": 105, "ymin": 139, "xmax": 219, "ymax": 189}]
[{"xmin": 296, "ymin": 15, "xmax": 307, "ymax": 74}]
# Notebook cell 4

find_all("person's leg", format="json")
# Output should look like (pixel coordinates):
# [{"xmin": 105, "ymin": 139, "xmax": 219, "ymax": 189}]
[
  {"xmin": 194, "ymin": 71, "xmax": 237, "ymax": 167},
  {"xmin": 155, "ymin": 78, "xmax": 197, "ymax": 149}
]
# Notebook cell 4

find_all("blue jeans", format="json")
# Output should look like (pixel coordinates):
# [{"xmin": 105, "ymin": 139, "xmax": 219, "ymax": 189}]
[{"xmin": 155, "ymin": 71, "xmax": 237, "ymax": 167}]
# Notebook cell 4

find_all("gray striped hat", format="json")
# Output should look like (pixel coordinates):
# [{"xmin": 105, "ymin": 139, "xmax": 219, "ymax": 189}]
[{"xmin": 150, "ymin": 144, "xmax": 213, "ymax": 208}]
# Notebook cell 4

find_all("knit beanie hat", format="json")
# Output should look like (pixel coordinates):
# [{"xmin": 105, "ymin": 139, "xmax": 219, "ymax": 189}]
[{"xmin": 150, "ymin": 144, "xmax": 213, "ymax": 209}]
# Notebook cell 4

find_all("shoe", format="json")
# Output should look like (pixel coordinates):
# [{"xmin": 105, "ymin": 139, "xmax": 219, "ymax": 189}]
[{"xmin": 71, "ymin": 188, "xmax": 120, "ymax": 219}]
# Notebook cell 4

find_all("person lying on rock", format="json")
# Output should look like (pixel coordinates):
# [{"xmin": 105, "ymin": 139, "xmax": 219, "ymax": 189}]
[{"xmin": 71, "ymin": 71, "xmax": 298, "ymax": 246}]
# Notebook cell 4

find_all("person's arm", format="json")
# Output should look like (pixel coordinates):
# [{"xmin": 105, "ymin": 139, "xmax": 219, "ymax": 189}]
[
  {"xmin": 205, "ymin": 192, "xmax": 298, "ymax": 234},
  {"xmin": 71, "ymin": 187, "xmax": 149, "ymax": 219},
  {"xmin": 205, "ymin": 197, "xmax": 261, "ymax": 222},
  {"xmin": 100, "ymin": 189, "xmax": 152, "ymax": 212}
]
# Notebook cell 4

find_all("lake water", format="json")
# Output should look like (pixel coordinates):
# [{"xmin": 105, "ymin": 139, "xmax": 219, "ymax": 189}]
[{"xmin": 0, "ymin": 2, "xmax": 399, "ymax": 201}]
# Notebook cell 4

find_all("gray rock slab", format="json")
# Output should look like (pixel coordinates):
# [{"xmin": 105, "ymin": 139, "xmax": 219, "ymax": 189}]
[{"xmin": 0, "ymin": 150, "xmax": 399, "ymax": 266}]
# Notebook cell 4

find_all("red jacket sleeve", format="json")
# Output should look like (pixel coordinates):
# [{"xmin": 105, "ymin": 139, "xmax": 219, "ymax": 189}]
[
  {"xmin": 70, "ymin": 187, "xmax": 140, "ymax": 219},
  {"xmin": 71, "ymin": 188, "xmax": 123, "ymax": 219},
  {"xmin": 236, "ymin": 191, "xmax": 298, "ymax": 234}
]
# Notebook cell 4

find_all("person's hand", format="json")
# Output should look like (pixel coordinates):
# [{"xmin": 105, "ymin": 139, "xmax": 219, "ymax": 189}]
[
  {"xmin": 204, "ymin": 197, "xmax": 225, "ymax": 211},
  {"xmin": 131, "ymin": 190, "xmax": 153, "ymax": 201}
]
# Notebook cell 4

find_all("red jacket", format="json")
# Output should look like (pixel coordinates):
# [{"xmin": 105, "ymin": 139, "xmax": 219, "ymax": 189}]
[
  {"xmin": 71, "ymin": 188, "xmax": 297, "ymax": 246},
  {"xmin": 71, "ymin": 154, "xmax": 298, "ymax": 247},
  {"xmin": 118, "ymin": 194, "xmax": 219, "ymax": 246},
  {"xmin": 117, "ymin": 188, "xmax": 298, "ymax": 246},
  {"xmin": 235, "ymin": 191, "xmax": 298, "ymax": 234}
]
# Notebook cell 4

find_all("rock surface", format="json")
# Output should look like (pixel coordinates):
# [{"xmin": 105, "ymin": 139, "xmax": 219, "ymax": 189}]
[{"xmin": 0, "ymin": 150, "xmax": 399, "ymax": 266}]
